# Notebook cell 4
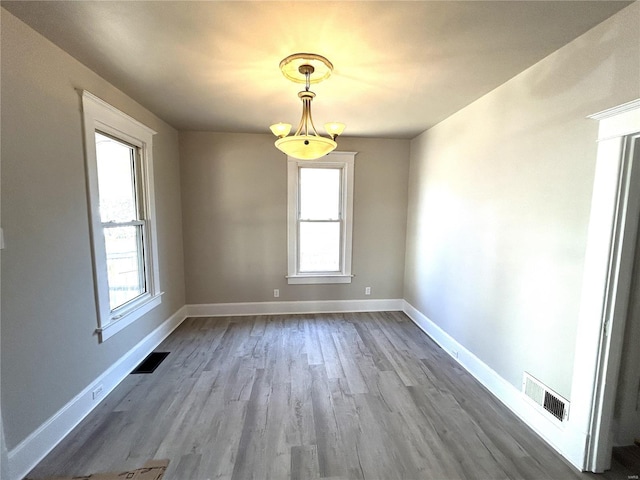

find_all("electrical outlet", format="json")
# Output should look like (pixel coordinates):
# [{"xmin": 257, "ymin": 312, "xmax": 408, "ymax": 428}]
[
  {"xmin": 273, "ymin": 289, "xmax": 280, "ymax": 298},
  {"xmin": 92, "ymin": 384, "xmax": 104, "ymax": 400},
  {"xmin": 365, "ymin": 287, "xmax": 371, "ymax": 295}
]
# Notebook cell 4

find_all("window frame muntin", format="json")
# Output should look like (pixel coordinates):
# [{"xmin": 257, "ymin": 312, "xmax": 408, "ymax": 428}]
[
  {"xmin": 82, "ymin": 91, "xmax": 162, "ymax": 342},
  {"xmin": 287, "ymin": 152, "xmax": 356, "ymax": 285}
]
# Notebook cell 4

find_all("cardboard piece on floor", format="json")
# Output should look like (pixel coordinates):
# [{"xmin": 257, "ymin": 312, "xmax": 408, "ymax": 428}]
[{"xmin": 32, "ymin": 459, "xmax": 169, "ymax": 480}]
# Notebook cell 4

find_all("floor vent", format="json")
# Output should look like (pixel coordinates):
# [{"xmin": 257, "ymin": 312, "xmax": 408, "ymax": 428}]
[
  {"xmin": 522, "ymin": 373, "xmax": 569, "ymax": 422},
  {"xmin": 131, "ymin": 352, "xmax": 170, "ymax": 374}
]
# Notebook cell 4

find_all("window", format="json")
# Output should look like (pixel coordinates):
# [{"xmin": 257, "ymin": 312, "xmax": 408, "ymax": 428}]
[
  {"xmin": 287, "ymin": 152, "xmax": 356, "ymax": 284},
  {"xmin": 82, "ymin": 91, "xmax": 162, "ymax": 342}
]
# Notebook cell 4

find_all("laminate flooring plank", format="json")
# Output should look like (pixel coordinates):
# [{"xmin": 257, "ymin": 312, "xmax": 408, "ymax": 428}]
[
  {"xmin": 230, "ymin": 368, "xmax": 269, "ymax": 480},
  {"xmin": 419, "ymin": 383, "xmax": 514, "ymax": 480},
  {"xmin": 316, "ymin": 316, "xmax": 345, "ymax": 380},
  {"xmin": 369, "ymin": 327, "xmax": 431, "ymax": 387},
  {"xmin": 326, "ymin": 378, "xmax": 366, "ymax": 480},
  {"xmin": 290, "ymin": 445, "xmax": 320, "ymax": 480},
  {"xmin": 29, "ymin": 312, "xmax": 606, "ymax": 480},
  {"xmin": 426, "ymin": 373, "xmax": 549, "ymax": 479},
  {"xmin": 284, "ymin": 316, "xmax": 306, "ymax": 359},
  {"xmin": 336, "ymin": 317, "xmax": 388, "ymax": 396},
  {"xmin": 224, "ymin": 358, "xmax": 256, "ymax": 402},
  {"xmin": 202, "ymin": 320, "xmax": 247, "ymax": 371},
  {"xmin": 304, "ymin": 316, "xmax": 325, "ymax": 366},
  {"xmin": 407, "ymin": 382, "xmax": 513, "ymax": 480},
  {"xmin": 196, "ymin": 399, "xmax": 247, "ymax": 479},
  {"xmin": 230, "ymin": 368, "xmax": 291, "ymax": 479},
  {"xmin": 264, "ymin": 381, "xmax": 295, "ymax": 479},
  {"xmin": 353, "ymin": 393, "xmax": 415, "ymax": 479},
  {"xmin": 273, "ymin": 317, "xmax": 295, "ymax": 385},
  {"xmin": 166, "ymin": 453, "xmax": 201, "ymax": 480},
  {"xmin": 331, "ymin": 330, "xmax": 369, "ymax": 395},
  {"xmin": 250, "ymin": 314, "xmax": 267, "ymax": 336},
  {"xmin": 154, "ymin": 384, "xmax": 213, "ymax": 460},
  {"xmin": 62, "ymin": 411, "xmax": 129, "ymax": 476},
  {"xmin": 309, "ymin": 364, "xmax": 347, "ymax": 479},
  {"xmin": 352, "ymin": 317, "xmax": 394, "ymax": 373},
  {"xmin": 286, "ymin": 353, "xmax": 316, "ymax": 446},
  {"xmin": 29, "ymin": 378, "xmax": 136, "ymax": 475},
  {"xmin": 366, "ymin": 387, "xmax": 442, "ymax": 479},
  {"xmin": 374, "ymin": 370, "xmax": 459, "ymax": 479},
  {"xmin": 247, "ymin": 317, "xmax": 275, "ymax": 371},
  {"xmin": 419, "ymin": 354, "xmax": 572, "ymax": 479},
  {"xmin": 259, "ymin": 317, "xmax": 287, "ymax": 385}
]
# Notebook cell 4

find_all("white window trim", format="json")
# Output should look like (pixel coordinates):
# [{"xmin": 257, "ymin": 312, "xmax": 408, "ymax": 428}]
[
  {"xmin": 286, "ymin": 151, "xmax": 356, "ymax": 285},
  {"xmin": 82, "ymin": 91, "xmax": 162, "ymax": 342}
]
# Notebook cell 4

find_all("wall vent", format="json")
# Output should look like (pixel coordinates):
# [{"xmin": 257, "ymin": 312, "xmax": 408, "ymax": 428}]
[{"xmin": 522, "ymin": 373, "xmax": 569, "ymax": 422}]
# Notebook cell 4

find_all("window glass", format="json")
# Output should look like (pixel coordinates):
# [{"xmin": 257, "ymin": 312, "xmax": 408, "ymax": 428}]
[
  {"xmin": 95, "ymin": 132, "xmax": 137, "ymax": 223},
  {"xmin": 299, "ymin": 221, "xmax": 341, "ymax": 272},
  {"xmin": 104, "ymin": 225, "xmax": 145, "ymax": 309},
  {"xmin": 299, "ymin": 167, "xmax": 341, "ymax": 220}
]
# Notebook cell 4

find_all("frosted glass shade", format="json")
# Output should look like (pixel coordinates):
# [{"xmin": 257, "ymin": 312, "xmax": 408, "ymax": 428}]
[
  {"xmin": 325, "ymin": 122, "xmax": 346, "ymax": 138},
  {"xmin": 270, "ymin": 122, "xmax": 292, "ymax": 138},
  {"xmin": 275, "ymin": 135, "xmax": 337, "ymax": 160}
]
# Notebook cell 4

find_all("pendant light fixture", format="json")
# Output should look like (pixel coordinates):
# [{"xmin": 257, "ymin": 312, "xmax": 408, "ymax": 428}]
[{"xmin": 270, "ymin": 53, "xmax": 345, "ymax": 160}]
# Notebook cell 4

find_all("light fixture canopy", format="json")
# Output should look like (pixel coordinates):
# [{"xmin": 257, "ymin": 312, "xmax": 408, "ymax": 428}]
[{"xmin": 270, "ymin": 53, "xmax": 345, "ymax": 160}]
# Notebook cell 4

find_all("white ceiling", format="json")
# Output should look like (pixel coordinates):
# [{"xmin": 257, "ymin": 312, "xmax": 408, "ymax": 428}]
[{"xmin": 2, "ymin": 1, "xmax": 632, "ymax": 139}]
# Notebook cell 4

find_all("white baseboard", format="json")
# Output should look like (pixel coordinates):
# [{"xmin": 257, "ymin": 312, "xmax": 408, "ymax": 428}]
[
  {"xmin": 402, "ymin": 301, "xmax": 588, "ymax": 471},
  {"xmin": 8, "ymin": 306, "xmax": 188, "ymax": 480},
  {"xmin": 187, "ymin": 298, "xmax": 403, "ymax": 317}
]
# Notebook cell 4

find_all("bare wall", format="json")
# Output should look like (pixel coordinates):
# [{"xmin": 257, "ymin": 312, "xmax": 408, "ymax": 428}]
[
  {"xmin": 180, "ymin": 132, "xmax": 409, "ymax": 304},
  {"xmin": 1, "ymin": 9, "xmax": 186, "ymax": 450},
  {"xmin": 404, "ymin": 2, "xmax": 640, "ymax": 399}
]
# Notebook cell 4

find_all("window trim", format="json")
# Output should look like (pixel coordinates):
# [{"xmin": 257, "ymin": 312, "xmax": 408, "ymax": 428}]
[
  {"xmin": 82, "ymin": 91, "xmax": 162, "ymax": 342},
  {"xmin": 286, "ymin": 152, "xmax": 356, "ymax": 284}
]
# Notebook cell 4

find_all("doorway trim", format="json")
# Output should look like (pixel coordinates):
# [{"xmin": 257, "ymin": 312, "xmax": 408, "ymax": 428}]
[{"xmin": 570, "ymin": 99, "xmax": 640, "ymax": 472}]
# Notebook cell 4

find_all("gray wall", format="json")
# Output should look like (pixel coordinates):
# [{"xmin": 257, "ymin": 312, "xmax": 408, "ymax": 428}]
[
  {"xmin": 404, "ymin": 1, "xmax": 640, "ymax": 399},
  {"xmin": 1, "ymin": 10, "xmax": 185, "ymax": 450},
  {"xmin": 180, "ymin": 132, "xmax": 410, "ymax": 304}
]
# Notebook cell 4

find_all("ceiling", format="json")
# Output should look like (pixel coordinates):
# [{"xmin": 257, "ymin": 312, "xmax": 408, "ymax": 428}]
[{"xmin": 2, "ymin": 1, "xmax": 633, "ymax": 139}]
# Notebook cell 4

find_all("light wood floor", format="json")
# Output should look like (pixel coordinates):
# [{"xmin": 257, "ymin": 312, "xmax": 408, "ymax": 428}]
[{"xmin": 27, "ymin": 312, "xmax": 634, "ymax": 479}]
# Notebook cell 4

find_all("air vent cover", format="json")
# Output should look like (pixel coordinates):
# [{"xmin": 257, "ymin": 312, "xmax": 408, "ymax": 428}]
[
  {"xmin": 131, "ymin": 351, "xmax": 169, "ymax": 374},
  {"xmin": 522, "ymin": 373, "xmax": 569, "ymax": 422}
]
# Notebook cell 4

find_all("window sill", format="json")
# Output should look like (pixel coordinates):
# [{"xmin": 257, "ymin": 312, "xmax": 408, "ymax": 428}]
[
  {"xmin": 286, "ymin": 275, "xmax": 353, "ymax": 285},
  {"xmin": 96, "ymin": 292, "xmax": 164, "ymax": 342}
]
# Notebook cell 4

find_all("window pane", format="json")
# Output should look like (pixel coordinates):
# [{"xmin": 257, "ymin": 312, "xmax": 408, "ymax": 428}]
[
  {"xmin": 95, "ymin": 132, "xmax": 138, "ymax": 223},
  {"xmin": 299, "ymin": 168, "xmax": 340, "ymax": 220},
  {"xmin": 104, "ymin": 225, "xmax": 146, "ymax": 310},
  {"xmin": 299, "ymin": 221, "xmax": 340, "ymax": 272}
]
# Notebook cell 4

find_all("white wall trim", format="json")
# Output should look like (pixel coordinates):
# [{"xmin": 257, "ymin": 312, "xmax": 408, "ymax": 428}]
[
  {"xmin": 287, "ymin": 152, "xmax": 356, "ymax": 283},
  {"xmin": 8, "ymin": 306, "xmax": 188, "ymax": 480},
  {"xmin": 575, "ymin": 99, "xmax": 640, "ymax": 472},
  {"xmin": 402, "ymin": 301, "xmax": 588, "ymax": 471},
  {"xmin": 187, "ymin": 299, "xmax": 403, "ymax": 317},
  {"xmin": 81, "ymin": 91, "xmax": 163, "ymax": 343}
]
